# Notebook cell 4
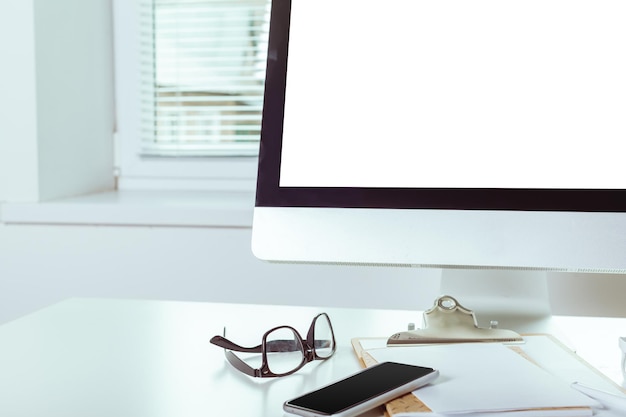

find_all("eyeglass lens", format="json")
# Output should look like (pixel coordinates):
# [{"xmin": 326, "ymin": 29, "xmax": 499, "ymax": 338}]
[
  {"xmin": 266, "ymin": 327, "xmax": 304, "ymax": 375},
  {"xmin": 314, "ymin": 314, "xmax": 335, "ymax": 359}
]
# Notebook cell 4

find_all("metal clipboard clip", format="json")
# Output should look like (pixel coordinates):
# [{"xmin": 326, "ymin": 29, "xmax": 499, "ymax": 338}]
[{"xmin": 387, "ymin": 295, "xmax": 524, "ymax": 345}]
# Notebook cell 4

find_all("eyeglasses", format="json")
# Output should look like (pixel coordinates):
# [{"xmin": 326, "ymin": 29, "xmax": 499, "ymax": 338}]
[{"xmin": 210, "ymin": 313, "xmax": 336, "ymax": 378}]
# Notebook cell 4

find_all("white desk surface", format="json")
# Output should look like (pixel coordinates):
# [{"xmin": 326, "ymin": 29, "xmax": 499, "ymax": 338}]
[{"xmin": 0, "ymin": 298, "xmax": 624, "ymax": 417}]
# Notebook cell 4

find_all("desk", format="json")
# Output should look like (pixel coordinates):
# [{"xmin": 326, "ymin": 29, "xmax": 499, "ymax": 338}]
[{"xmin": 0, "ymin": 298, "xmax": 624, "ymax": 417}]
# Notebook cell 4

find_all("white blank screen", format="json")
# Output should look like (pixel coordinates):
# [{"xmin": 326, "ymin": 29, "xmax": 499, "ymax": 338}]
[{"xmin": 279, "ymin": 0, "xmax": 626, "ymax": 189}]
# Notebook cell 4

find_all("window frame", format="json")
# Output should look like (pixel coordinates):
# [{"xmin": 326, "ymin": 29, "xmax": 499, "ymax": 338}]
[{"xmin": 112, "ymin": 0, "xmax": 260, "ymax": 192}]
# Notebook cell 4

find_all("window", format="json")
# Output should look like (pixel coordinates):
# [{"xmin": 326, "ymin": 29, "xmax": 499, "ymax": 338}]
[
  {"xmin": 142, "ymin": 0, "xmax": 270, "ymax": 156},
  {"xmin": 113, "ymin": 0, "xmax": 270, "ymax": 190}
]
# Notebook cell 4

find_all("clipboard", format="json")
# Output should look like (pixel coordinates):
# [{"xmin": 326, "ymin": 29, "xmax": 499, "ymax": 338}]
[
  {"xmin": 352, "ymin": 335, "xmax": 602, "ymax": 416},
  {"xmin": 350, "ymin": 296, "xmax": 624, "ymax": 417}
]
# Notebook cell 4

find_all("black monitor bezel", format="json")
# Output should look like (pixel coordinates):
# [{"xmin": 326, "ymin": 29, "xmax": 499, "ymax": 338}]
[{"xmin": 255, "ymin": 0, "xmax": 626, "ymax": 212}]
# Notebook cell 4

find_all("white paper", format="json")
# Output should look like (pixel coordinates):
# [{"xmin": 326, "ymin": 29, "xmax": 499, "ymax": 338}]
[
  {"xmin": 358, "ymin": 338, "xmax": 388, "ymax": 351},
  {"xmin": 367, "ymin": 343, "xmax": 597, "ymax": 414}
]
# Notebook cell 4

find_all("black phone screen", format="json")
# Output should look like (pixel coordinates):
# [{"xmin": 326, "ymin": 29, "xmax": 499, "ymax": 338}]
[{"xmin": 286, "ymin": 362, "xmax": 435, "ymax": 415}]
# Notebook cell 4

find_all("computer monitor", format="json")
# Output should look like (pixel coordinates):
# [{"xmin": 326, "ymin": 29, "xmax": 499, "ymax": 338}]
[{"xmin": 252, "ymin": 0, "xmax": 626, "ymax": 331}]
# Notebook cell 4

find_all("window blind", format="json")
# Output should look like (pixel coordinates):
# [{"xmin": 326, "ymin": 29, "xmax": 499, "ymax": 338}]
[{"xmin": 140, "ymin": 0, "xmax": 270, "ymax": 156}]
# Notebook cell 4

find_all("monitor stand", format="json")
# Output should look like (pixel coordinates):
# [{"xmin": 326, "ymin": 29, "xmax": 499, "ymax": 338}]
[{"xmin": 438, "ymin": 268, "xmax": 554, "ymax": 333}]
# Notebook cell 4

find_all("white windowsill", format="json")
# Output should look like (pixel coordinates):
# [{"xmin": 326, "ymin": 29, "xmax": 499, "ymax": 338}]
[{"xmin": 0, "ymin": 190, "xmax": 255, "ymax": 228}]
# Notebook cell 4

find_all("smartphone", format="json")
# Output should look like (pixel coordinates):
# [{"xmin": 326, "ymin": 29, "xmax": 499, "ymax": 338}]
[{"xmin": 283, "ymin": 361, "xmax": 439, "ymax": 417}]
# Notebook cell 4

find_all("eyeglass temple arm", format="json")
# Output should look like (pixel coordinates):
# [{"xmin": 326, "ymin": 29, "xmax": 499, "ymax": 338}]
[
  {"xmin": 265, "ymin": 339, "xmax": 332, "ymax": 354},
  {"xmin": 210, "ymin": 335, "xmax": 263, "ymax": 353},
  {"xmin": 224, "ymin": 350, "xmax": 258, "ymax": 377},
  {"xmin": 211, "ymin": 335, "xmax": 327, "ymax": 353}
]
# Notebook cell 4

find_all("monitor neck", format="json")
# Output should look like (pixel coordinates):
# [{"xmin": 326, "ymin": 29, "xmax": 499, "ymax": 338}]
[{"xmin": 438, "ymin": 268, "xmax": 553, "ymax": 333}]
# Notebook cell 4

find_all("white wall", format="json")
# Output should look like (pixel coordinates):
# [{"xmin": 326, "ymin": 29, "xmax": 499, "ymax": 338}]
[
  {"xmin": 0, "ymin": 223, "xmax": 443, "ymax": 324},
  {"xmin": 0, "ymin": 1, "xmax": 39, "ymax": 201},
  {"xmin": 2, "ymin": 220, "xmax": 626, "ymax": 325},
  {"xmin": 33, "ymin": 0, "xmax": 115, "ymax": 201},
  {"xmin": 0, "ymin": 0, "xmax": 114, "ymax": 203}
]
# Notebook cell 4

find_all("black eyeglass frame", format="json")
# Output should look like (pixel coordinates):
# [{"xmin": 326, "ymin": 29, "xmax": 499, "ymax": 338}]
[{"xmin": 210, "ymin": 312, "xmax": 336, "ymax": 378}]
